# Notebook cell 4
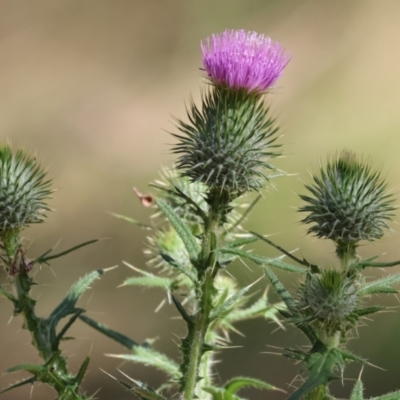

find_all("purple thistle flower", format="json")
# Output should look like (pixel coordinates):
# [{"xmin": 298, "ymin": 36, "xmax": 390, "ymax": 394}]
[{"xmin": 201, "ymin": 29, "xmax": 290, "ymax": 93}]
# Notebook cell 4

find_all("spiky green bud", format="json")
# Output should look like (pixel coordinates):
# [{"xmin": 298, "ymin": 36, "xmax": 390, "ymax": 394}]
[
  {"xmin": 173, "ymin": 88, "xmax": 280, "ymax": 198},
  {"xmin": 297, "ymin": 269, "xmax": 358, "ymax": 344},
  {"xmin": 0, "ymin": 146, "xmax": 52, "ymax": 235},
  {"xmin": 299, "ymin": 150, "xmax": 395, "ymax": 258}
]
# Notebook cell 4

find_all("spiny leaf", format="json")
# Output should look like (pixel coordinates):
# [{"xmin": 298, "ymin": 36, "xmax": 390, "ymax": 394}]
[
  {"xmin": 115, "ymin": 377, "xmax": 166, "ymax": 400},
  {"xmin": 203, "ymin": 377, "xmax": 282, "ymax": 400},
  {"xmin": 225, "ymin": 296, "xmax": 283, "ymax": 325},
  {"xmin": 218, "ymin": 248, "xmax": 306, "ymax": 273},
  {"xmin": 75, "ymin": 356, "xmax": 90, "ymax": 386},
  {"xmin": 79, "ymin": 314, "xmax": 139, "ymax": 350},
  {"xmin": 210, "ymin": 279, "xmax": 261, "ymax": 321},
  {"xmin": 227, "ymin": 194, "xmax": 262, "ymax": 232},
  {"xmin": 48, "ymin": 268, "xmax": 106, "ymax": 325},
  {"xmin": 358, "ymin": 273, "xmax": 400, "ymax": 296},
  {"xmin": 224, "ymin": 235, "xmax": 259, "ymax": 248},
  {"xmin": 370, "ymin": 391, "xmax": 400, "ymax": 400},
  {"xmin": 250, "ymin": 231, "xmax": 320, "ymax": 272},
  {"xmin": 110, "ymin": 212, "xmax": 151, "ymax": 229},
  {"xmin": 35, "ymin": 239, "xmax": 99, "ymax": 265},
  {"xmin": 55, "ymin": 308, "xmax": 83, "ymax": 346},
  {"xmin": 262, "ymin": 267, "xmax": 297, "ymax": 313},
  {"xmin": 351, "ymin": 257, "xmax": 400, "ymax": 271},
  {"xmin": 160, "ymin": 252, "xmax": 198, "ymax": 282},
  {"xmin": 264, "ymin": 265, "xmax": 317, "ymax": 343},
  {"xmin": 350, "ymin": 379, "xmax": 364, "ymax": 400},
  {"xmin": 5, "ymin": 363, "xmax": 46, "ymax": 375},
  {"xmin": 353, "ymin": 306, "xmax": 386, "ymax": 318},
  {"xmin": 0, "ymin": 376, "xmax": 36, "ymax": 394},
  {"xmin": 123, "ymin": 276, "xmax": 173, "ymax": 288},
  {"xmin": 108, "ymin": 346, "xmax": 181, "ymax": 380},
  {"xmin": 155, "ymin": 198, "xmax": 200, "ymax": 261},
  {"xmin": 224, "ymin": 376, "xmax": 283, "ymax": 396},
  {"xmin": 171, "ymin": 294, "xmax": 194, "ymax": 326},
  {"xmin": 0, "ymin": 285, "xmax": 17, "ymax": 305},
  {"xmin": 122, "ymin": 261, "xmax": 173, "ymax": 289},
  {"xmin": 287, "ymin": 349, "xmax": 342, "ymax": 400}
]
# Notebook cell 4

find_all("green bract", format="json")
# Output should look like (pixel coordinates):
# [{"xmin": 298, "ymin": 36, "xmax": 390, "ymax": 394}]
[
  {"xmin": 296, "ymin": 269, "xmax": 359, "ymax": 339},
  {"xmin": 173, "ymin": 88, "xmax": 281, "ymax": 198},
  {"xmin": 0, "ymin": 146, "xmax": 52, "ymax": 234},
  {"xmin": 299, "ymin": 150, "xmax": 394, "ymax": 253}
]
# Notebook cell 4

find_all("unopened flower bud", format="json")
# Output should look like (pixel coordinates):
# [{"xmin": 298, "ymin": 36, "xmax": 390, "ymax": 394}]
[{"xmin": 299, "ymin": 150, "xmax": 394, "ymax": 259}]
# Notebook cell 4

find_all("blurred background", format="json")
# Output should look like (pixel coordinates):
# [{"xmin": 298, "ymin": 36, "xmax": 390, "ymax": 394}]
[{"xmin": 1, "ymin": 1, "xmax": 400, "ymax": 399}]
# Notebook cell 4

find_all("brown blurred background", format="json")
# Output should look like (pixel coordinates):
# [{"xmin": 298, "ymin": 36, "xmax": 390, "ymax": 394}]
[{"xmin": 1, "ymin": 1, "xmax": 400, "ymax": 399}]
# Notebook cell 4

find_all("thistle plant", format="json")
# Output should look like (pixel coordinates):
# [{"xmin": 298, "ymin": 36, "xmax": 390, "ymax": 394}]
[
  {"xmin": 0, "ymin": 145, "xmax": 107, "ymax": 399},
  {"xmin": 80, "ymin": 29, "xmax": 291, "ymax": 400},
  {"xmin": 249, "ymin": 150, "xmax": 400, "ymax": 400},
  {"xmin": 79, "ymin": 31, "xmax": 400, "ymax": 400},
  {"xmin": 3, "ymin": 29, "xmax": 400, "ymax": 400}
]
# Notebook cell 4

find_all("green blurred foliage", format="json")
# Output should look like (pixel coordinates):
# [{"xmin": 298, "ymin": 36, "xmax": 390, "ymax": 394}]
[{"xmin": 1, "ymin": 1, "xmax": 400, "ymax": 399}]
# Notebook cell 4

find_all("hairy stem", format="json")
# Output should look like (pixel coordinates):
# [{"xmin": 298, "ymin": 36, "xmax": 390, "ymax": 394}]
[
  {"xmin": 4, "ymin": 240, "xmax": 89, "ymax": 399},
  {"xmin": 181, "ymin": 196, "xmax": 223, "ymax": 400},
  {"xmin": 305, "ymin": 385, "xmax": 331, "ymax": 400}
]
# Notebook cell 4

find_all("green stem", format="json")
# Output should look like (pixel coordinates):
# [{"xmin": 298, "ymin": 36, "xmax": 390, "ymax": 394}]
[
  {"xmin": 305, "ymin": 385, "xmax": 331, "ymax": 400},
  {"xmin": 4, "ymin": 241, "xmax": 89, "ymax": 399},
  {"xmin": 183, "ymin": 268, "xmax": 215, "ymax": 400},
  {"xmin": 181, "ymin": 197, "xmax": 222, "ymax": 400}
]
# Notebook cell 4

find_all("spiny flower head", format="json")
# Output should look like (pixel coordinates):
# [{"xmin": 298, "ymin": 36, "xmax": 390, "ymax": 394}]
[
  {"xmin": 173, "ymin": 89, "xmax": 281, "ymax": 197},
  {"xmin": 296, "ymin": 269, "xmax": 359, "ymax": 341},
  {"xmin": 299, "ymin": 150, "xmax": 395, "ymax": 253},
  {"xmin": 201, "ymin": 29, "xmax": 290, "ymax": 93},
  {"xmin": 0, "ymin": 146, "xmax": 52, "ymax": 235}
]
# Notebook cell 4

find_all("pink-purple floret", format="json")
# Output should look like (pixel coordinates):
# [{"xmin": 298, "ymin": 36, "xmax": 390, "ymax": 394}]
[{"xmin": 201, "ymin": 29, "xmax": 290, "ymax": 93}]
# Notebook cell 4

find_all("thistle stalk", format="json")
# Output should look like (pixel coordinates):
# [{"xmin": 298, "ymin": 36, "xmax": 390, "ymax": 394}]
[{"xmin": 181, "ymin": 196, "xmax": 222, "ymax": 400}]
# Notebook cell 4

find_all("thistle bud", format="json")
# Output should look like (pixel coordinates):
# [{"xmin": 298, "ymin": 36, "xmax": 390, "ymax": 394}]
[
  {"xmin": 0, "ymin": 146, "xmax": 52, "ymax": 236},
  {"xmin": 296, "ymin": 269, "xmax": 358, "ymax": 346},
  {"xmin": 299, "ymin": 151, "xmax": 395, "ymax": 260}
]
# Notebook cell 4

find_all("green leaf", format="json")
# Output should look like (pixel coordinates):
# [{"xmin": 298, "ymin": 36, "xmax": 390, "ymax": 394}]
[
  {"xmin": 35, "ymin": 239, "xmax": 99, "ymax": 265},
  {"xmin": 224, "ymin": 235, "xmax": 259, "ymax": 248},
  {"xmin": 262, "ymin": 267, "xmax": 297, "ymax": 313},
  {"xmin": 123, "ymin": 276, "xmax": 173, "ymax": 288},
  {"xmin": 75, "ymin": 356, "xmax": 90, "ymax": 386},
  {"xmin": 122, "ymin": 261, "xmax": 173, "ymax": 289},
  {"xmin": 210, "ymin": 279, "xmax": 261, "ymax": 321},
  {"xmin": 79, "ymin": 314, "xmax": 139, "ymax": 350},
  {"xmin": 287, "ymin": 349, "xmax": 342, "ymax": 400},
  {"xmin": 250, "ymin": 231, "xmax": 320, "ymax": 272},
  {"xmin": 155, "ymin": 198, "xmax": 200, "ymax": 261},
  {"xmin": 203, "ymin": 377, "xmax": 282, "ymax": 400},
  {"xmin": 48, "ymin": 269, "xmax": 106, "ymax": 325},
  {"xmin": 227, "ymin": 194, "xmax": 262, "ymax": 232},
  {"xmin": 353, "ymin": 306, "xmax": 386, "ymax": 318},
  {"xmin": 0, "ymin": 377, "xmax": 36, "ymax": 394},
  {"xmin": 350, "ymin": 379, "xmax": 364, "ymax": 400},
  {"xmin": 224, "ymin": 377, "xmax": 282, "ymax": 396},
  {"xmin": 263, "ymin": 267, "xmax": 317, "ymax": 343},
  {"xmin": 115, "ymin": 378, "xmax": 166, "ymax": 400},
  {"xmin": 225, "ymin": 295, "xmax": 283, "ymax": 325},
  {"xmin": 371, "ymin": 391, "xmax": 400, "ymax": 400},
  {"xmin": 110, "ymin": 212, "xmax": 151, "ymax": 229},
  {"xmin": 217, "ymin": 248, "xmax": 306, "ymax": 273},
  {"xmin": 0, "ymin": 285, "xmax": 17, "ymax": 305},
  {"xmin": 6, "ymin": 363, "xmax": 46, "ymax": 375},
  {"xmin": 358, "ymin": 273, "xmax": 400, "ymax": 296},
  {"xmin": 108, "ymin": 346, "xmax": 181, "ymax": 380},
  {"xmin": 351, "ymin": 257, "xmax": 400, "ymax": 271},
  {"xmin": 160, "ymin": 252, "xmax": 198, "ymax": 283}
]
